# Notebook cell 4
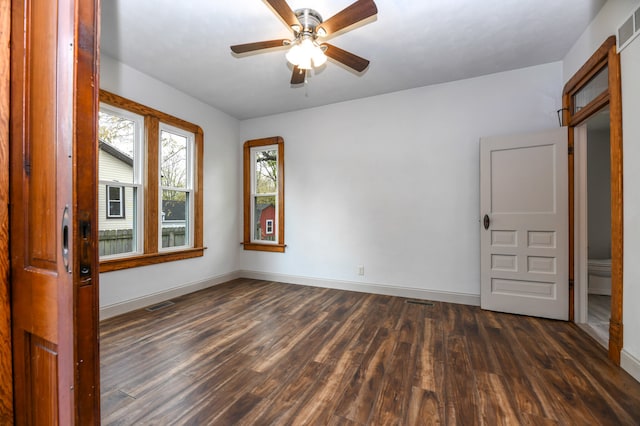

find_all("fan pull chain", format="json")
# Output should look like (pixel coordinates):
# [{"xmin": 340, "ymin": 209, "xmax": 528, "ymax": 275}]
[{"xmin": 305, "ymin": 73, "xmax": 309, "ymax": 97}]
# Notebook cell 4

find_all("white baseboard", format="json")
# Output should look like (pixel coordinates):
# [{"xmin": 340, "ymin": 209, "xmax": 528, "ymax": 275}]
[
  {"xmin": 621, "ymin": 349, "xmax": 640, "ymax": 384},
  {"xmin": 99, "ymin": 271, "xmax": 242, "ymax": 320},
  {"xmin": 100, "ymin": 270, "xmax": 480, "ymax": 320},
  {"xmin": 237, "ymin": 270, "xmax": 480, "ymax": 306}
]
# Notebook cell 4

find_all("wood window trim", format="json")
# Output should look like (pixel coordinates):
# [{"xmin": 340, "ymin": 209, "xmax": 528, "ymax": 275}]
[
  {"xmin": 99, "ymin": 90, "xmax": 205, "ymax": 272},
  {"xmin": 243, "ymin": 137, "xmax": 285, "ymax": 253},
  {"xmin": 100, "ymin": 247, "xmax": 205, "ymax": 272},
  {"xmin": 563, "ymin": 35, "xmax": 624, "ymax": 365}
]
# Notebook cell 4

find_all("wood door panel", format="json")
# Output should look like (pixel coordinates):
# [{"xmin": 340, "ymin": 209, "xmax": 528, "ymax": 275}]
[
  {"xmin": 29, "ymin": 334, "xmax": 59, "ymax": 425},
  {"xmin": 12, "ymin": 272, "xmax": 59, "ymax": 341},
  {"xmin": 6, "ymin": 0, "xmax": 99, "ymax": 419},
  {"xmin": 25, "ymin": 0, "xmax": 60, "ymax": 269},
  {"xmin": 11, "ymin": 0, "xmax": 72, "ymax": 418},
  {"xmin": 1, "ymin": 0, "xmax": 11, "ymax": 418}
]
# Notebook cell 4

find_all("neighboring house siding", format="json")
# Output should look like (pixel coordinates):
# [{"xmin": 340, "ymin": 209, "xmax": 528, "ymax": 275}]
[
  {"xmin": 259, "ymin": 204, "xmax": 275, "ymax": 240},
  {"xmin": 98, "ymin": 149, "xmax": 135, "ymax": 231}
]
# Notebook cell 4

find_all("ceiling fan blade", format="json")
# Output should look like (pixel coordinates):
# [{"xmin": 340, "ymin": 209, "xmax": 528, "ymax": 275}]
[
  {"xmin": 230, "ymin": 39, "xmax": 289, "ymax": 54},
  {"xmin": 291, "ymin": 66, "xmax": 306, "ymax": 85},
  {"xmin": 318, "ymin": 0, "xmax": 378, "ymax": 36},
  {"xmin": 265, "ymin": 0, "xmax": 301, "ymax": 29},
  {"xmin": 323, "ymin": 43, "xmax": 370, "ymax": 72}
]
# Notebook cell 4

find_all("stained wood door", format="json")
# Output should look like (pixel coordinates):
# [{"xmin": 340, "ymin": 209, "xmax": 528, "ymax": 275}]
[
  {"xmin": 10, "ymin": 0, "xmax": 100, "ymax": 424},
  {"xmin": 480, "ymin": 128, "xmax": 568, "ymax": 320}
]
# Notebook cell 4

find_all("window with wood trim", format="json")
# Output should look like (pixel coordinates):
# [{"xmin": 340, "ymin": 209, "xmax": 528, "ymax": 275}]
[
  {"xmin": 99, "ymin": 90, "xmax": 204, "ymax": 271},
  {"xmin": 243, "ymin": 137, "xmax": 285, "ymax": 252}
]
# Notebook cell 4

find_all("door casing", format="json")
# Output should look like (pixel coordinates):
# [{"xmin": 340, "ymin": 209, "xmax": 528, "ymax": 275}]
[{"xmin": 563, "ymin": 35, "xmax": 623, "ymax": 365}]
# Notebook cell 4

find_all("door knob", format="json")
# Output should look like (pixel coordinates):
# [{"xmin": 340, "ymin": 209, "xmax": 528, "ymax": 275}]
[{"xmin": 483, "ymin": 214, "xmax": 490, "ymax": 230}]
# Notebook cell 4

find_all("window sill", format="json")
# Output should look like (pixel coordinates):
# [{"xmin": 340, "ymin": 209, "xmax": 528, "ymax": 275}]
[
  {"xmin": 242, "ymin": 242, "xmax": 286, "ymax": 253},
  {"xmin": 99, "ymin": 247, "xmax": 206, "ymax": 272}
]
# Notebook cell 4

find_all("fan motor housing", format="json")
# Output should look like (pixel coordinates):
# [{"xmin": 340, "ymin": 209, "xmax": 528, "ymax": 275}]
[{"xmin": 294, "ymin": 8, "xmax": 323, "ymax": 34}]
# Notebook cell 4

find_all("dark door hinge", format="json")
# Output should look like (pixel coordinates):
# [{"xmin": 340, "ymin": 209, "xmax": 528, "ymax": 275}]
[{"xmin": 568, "ymin": 146, "xmax": 574, "ymax": 155}]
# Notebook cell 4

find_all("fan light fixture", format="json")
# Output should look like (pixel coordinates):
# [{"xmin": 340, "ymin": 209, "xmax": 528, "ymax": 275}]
[
  {"xmin": 285, "ymin": 37, "xmax": 327, "ymax": 70},
  {"xmin": 229, "ymin": 1, "xmax": 378, "ymax": 85}
]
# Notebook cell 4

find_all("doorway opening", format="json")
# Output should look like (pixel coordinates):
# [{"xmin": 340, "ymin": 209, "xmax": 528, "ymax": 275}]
[{"xmin": 574, "ymin": 106, "xmax": 611, "ymax": 347}]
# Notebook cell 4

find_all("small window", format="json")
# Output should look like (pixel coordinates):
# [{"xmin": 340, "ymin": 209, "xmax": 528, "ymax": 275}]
[
  {"xmin": 243, "ymin": 137, "xmax": 285, "ymax": 252},
  {"xmin": 106, "ymin": 185, "xmax": 125, "ymax": 219},
  {"xmin": 572, "ymin": 65, "xmax": 608, "ymax": 114}
]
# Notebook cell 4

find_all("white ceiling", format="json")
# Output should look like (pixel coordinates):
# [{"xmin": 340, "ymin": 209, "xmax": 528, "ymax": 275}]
[{"xmin": 101, "ymin": 0, "xmax": 606, "ymax": 120}]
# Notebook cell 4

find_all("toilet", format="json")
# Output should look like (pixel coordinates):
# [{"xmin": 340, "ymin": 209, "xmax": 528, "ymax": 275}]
[{"xmin": 588, "ymin": 258, "xmax": 612, "ymax": 295}]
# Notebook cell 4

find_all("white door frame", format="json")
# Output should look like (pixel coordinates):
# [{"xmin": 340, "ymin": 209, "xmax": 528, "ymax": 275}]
[{"xmin": 574, "ymin": 125, "xmax": 589, "ymax": 324}]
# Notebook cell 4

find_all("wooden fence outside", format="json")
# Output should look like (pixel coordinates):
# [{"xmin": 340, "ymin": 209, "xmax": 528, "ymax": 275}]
[{"xmin": 99, "ymin": 227, "xmax": 186, "ymax": 256}]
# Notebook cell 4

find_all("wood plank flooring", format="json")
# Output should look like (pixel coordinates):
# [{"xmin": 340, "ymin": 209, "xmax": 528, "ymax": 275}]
[{"xmin": 100, "ymin": 279, "xmax": 640, "ymax": 425}]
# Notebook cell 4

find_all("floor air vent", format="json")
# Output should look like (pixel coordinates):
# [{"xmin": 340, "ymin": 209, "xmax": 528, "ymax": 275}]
[
  {"xmin": 145, "ymin": 300, "xmax": 175, "ymax": 312},
  {"xmin": 405, "ymin": 300, "xmax": 435, "ymax": 307}
]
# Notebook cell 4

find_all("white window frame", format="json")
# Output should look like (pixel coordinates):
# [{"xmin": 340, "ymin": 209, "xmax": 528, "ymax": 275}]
[
  {"xmin": 265, "ymin": 219, "xmax": 274, "ymax": 235},
  {"xmin": 158, "ymin": 122, "xmax": 195, "ymax": 252},
  {"xmin": 106, "ymin": 185, "xmax": 125, "ymax": 219},
  {"xmin": 98, "ymin": 103, "xmax": 144, "ymax": 259},
  {"xmin": 250, "ymin": 144, "xmax": 278, "ymax": 244}
]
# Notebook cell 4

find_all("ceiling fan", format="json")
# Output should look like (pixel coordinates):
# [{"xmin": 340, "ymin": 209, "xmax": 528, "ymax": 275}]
[{"xmin": 230, "ymin": 0, "xmax": 378, "ymax": 85}]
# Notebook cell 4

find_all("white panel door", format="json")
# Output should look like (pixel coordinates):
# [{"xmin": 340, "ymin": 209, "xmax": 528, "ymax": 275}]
[{"xmin": 480, "ymin": 128, "xmax": 568, "ymax": 320}]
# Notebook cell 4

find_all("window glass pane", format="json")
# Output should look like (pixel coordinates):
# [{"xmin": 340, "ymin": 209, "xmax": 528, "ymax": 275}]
[
  {"xmin": 255, "ymin": 149, "xmax": 277, "ymax": 194},
  {"xmin": 161, "ymin": 130, "xmax": 188, "ymax": 189},
  {"xmin": 572, "ymin": 66, "xmax": 608, "ymax": 114},
  {"xmin": 99, "ymin": 184, "xmax": 138, "ymax": 256},
  {"xmin": 161, "ymin": 189, "xmax": 189, "ymax": 248},
  {"xmin": 99, "ymin": 110, "xmax": 136, "ymax": 183},
  {"xmin": 108, "ymin": 186, "xmax": 121, "ymax": 201},
  {"xmin": 254, "ymin": 195, "xmax": 276, "ymax": 242},
  {"xmin": 108, "ymin": 202, "xmax": 120, "ymax": 217},
  {"xmin": 99, "ymin": 106, "xmax": 141, "ymax": 259}
]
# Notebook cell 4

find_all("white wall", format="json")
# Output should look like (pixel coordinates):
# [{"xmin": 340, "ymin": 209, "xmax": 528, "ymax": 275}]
[
  {"xmin": 621, "ymin": 15, "xmax": 640, "ymax": 381},
  {"xmin": 563, "ymin": 0, "xmax": 640, "ymax": 82},
  {"xmin": 563, "ymin": 0, "xmax": 640, "ymax": 380},
  {"xmin": 99, "ymin": 55, "xmax": 241, "ymax": 313},
  {"xmin": 239, "ymin": 62, "xmax": 562, "ymax": 300}
]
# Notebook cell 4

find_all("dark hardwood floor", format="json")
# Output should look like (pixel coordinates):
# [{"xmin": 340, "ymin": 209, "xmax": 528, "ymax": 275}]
[{"xmin": 100, "ymin": 279, "xmax": 640, "ymax": 425}]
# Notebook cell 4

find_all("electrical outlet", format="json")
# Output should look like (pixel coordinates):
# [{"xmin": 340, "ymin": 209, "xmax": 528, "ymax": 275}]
[{"xmin": 358, "ymin": 265, "xmax": 364, "ymax": 276}]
